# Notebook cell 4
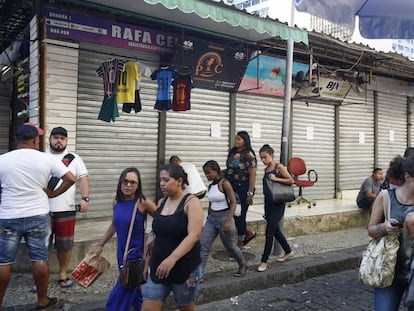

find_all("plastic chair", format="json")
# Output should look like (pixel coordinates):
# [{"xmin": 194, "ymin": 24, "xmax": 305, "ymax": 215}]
[{"xmin": 288, "ymin": 157, "xmax": 318, "ymax": 208}]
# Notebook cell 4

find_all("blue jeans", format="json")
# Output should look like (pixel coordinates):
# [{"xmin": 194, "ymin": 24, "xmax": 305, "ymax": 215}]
[
  {"xmin": 0, "ymin": 214, "xmax": 50, "ymax": 264},
  {"xmin": 143, "ymin": 265, "xmax": 201, "ymax": 307},
  {"xmin": 261, "ymin": 202, "xmax": 291, "ymax": 263},
  {"xmin": 375, "ymin": 277, "xmax": 414, "ymax": 311},
  {"xmin": 200, "ymin": 210, "xmax": 245, "ymax": 277}
]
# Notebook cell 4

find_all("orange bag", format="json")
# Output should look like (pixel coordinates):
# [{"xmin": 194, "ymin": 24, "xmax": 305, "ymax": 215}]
[{"xmin": 71, "ymin": 250, "xmax": 110, "ymax": 287}]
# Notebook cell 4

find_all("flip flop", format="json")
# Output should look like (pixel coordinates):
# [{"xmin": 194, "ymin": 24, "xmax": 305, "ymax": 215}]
[
  {"xmin": 35, "ymin": 297, "xmax": 59, "ymax": 310},
  {"xmin": 242, "ymin": 232, "xmax": 256, "ymax": 246},
  {"xmin": 58, "ymin": 278, "xmax": 74, "ymax": 288}
]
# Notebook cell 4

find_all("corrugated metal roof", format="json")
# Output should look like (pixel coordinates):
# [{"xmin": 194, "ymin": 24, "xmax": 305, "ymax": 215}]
[{"xmin": 0, "ymin": 0, "xmax": 34, "ymax": 54}]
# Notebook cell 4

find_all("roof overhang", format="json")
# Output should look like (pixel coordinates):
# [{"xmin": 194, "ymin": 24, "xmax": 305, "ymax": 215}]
[{"xmin": 77, "ymin": 0, "xmax": 308, "ymax": 45}]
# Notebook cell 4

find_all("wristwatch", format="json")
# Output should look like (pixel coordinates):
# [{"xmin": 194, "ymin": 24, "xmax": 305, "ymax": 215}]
[
  {"xmin": 247, "ymin": 191, "xmax": 254, "ymax": 196},
  {"xmin": 81, "ymin": 197, "xmax": 90, "ymax": 202}
]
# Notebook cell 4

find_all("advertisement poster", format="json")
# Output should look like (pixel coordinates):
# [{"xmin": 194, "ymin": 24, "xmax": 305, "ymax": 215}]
[
  {"xmin": 238, "ymin": 53, "xmax": 309, "ymax": 97},
  {"xmin": 175, "ymin": 38, "xmax": 248, "ymax": 91},
  {"xmin": 44, "ymin": 8, "xmax": 179, "ymax": 54}
]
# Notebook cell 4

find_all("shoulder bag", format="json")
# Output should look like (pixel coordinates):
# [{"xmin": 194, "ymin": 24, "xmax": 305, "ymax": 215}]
[
  {"xmin": 119, "ymin": 200, "xmax": 146, "ymax": 288},
  {"xmin": 265, "ymin": 172, "xmax": 295, "ymax": 203},
  {"xmin": 359, "ymin": 189, "xmax": 400, "ymax": 287}
]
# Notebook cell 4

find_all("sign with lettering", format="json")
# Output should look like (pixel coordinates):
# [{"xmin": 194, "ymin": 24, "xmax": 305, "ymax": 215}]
[
  {"xmin": 297, "ymin": 77, "xmax": 351, "ymax": 100},
  {"xmin": 238, "ymin": 53, "xmax": 309, "ymax": 97},
  {"xmin": 43, "ymin": 8, "xmax": 179, "ymax": 54},
  {"xmin": 175, "ymin": 37, "xmax": 248, "ymax": 91}
]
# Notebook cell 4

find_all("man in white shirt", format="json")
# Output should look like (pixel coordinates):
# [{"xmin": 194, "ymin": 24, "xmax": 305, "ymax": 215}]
[
  {"xmin": 47, "ymin": 126, "xmax": 89, "ymax": 289},
  {"xmin": 0, "ymin": 123, "xmax": 75, "ymax": 310},
  {"xmin": 169, "ymin": 155, "xmax": 206, "ymax": 199}
]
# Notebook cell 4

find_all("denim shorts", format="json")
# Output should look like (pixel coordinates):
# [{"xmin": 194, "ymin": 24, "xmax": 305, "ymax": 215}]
[
  {"xmin": 143, "ymin": 265, "xmax": 201, "ymax": 306},
  {"xmin": 0, "ymin": 214, "xmax": 50, "ymax": 264}
]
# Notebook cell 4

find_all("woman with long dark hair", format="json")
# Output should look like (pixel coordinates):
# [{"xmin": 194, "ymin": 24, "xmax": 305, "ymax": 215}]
[
  {"xmin": 96, "ymin": 167, "xmax": 157, "ymax": 311},
  {"xmin": 225, "ymin": 130, "xmax": 257, "ymax": 249}
]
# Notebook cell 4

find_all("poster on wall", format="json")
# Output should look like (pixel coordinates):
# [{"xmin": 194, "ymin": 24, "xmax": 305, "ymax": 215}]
[
  {"xmin": 174, "ymin": 37, "xmax": 249, "ymax": 91},
  {"xmin": 238, "ymin": 53, "xmax": 309, "ymax": 97},
  {"xmin": 43, "ymin": 7, "xmax": 179, "ymax": 54}
]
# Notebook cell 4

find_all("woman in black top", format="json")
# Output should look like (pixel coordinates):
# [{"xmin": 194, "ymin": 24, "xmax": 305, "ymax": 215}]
[
  {"xmin": 142, "ymin": 163, "xmax": 203, "ymax": 311},
  {"xmin": 225, "ymin": 130, "xmax": 257, "ymax": 248}
]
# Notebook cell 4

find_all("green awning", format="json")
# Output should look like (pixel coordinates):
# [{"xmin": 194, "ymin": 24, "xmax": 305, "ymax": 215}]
[
  {"xmin": 143, "ymin": 0, "xmax": 308, "ymax": 44},
  {"xmin": 84, "ymin": 0, "xmax": 308, "ymax": 45}
]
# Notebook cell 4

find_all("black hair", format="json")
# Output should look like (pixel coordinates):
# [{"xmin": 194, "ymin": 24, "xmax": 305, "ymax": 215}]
[
  {"xmin": 203, "ymin": 160, "xmax": 222, "ymax": 175},
  {"xmin": 386, "ymin": 155, "xmax": 414, "ymax": 185},
  {"xmin": 259, "ymin": 144, "xmax": 274, "ymax": 155},
  {"xmin": 160, "ymin": 163, "xmax": 189, "ymax": 189},
  {"xmin": 169, "ymin": 155, "xmax": 181, "ymax": 163},
  {"xmin": 115, "ymin": 167, "xmax": 146, "ymax": 202},
  {"xmin": 404, "ymin": 147, "xmax": 414, "ymax": 157},
  {"xmin": 229, "ymin": 130, "xmax": 256, "ymax": 157},
  {"xmin": 372, "ymin": 167, "xmax": 382, "ymax": 174}
]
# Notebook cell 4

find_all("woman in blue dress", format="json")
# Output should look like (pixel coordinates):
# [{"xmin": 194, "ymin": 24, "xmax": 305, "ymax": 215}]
[{"xmin": 96, "ymin": 167, "xmax": 157, "ymax": 311}]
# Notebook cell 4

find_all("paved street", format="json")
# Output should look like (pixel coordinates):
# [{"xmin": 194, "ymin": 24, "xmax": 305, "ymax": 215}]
[{"xmin": 196, "ymin": 268, "xmax": 408, "ymax": 311}]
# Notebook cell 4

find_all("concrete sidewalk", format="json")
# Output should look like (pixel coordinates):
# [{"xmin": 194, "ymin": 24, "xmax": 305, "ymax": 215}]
[{"xmin": 2, "ymin": 226, "xmax": 369, "ymax": 311}]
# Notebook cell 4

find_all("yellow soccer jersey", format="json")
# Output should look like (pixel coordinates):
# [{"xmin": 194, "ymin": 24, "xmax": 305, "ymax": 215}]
[{"xmin": 116, "ymin": 61, "xmax": 139, "ymax": 103}]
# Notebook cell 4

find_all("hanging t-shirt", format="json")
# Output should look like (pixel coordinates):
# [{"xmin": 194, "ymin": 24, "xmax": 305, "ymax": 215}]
[
  {"xmin": 116, "ymin": 61, "xmax": 139, "ymax": 103},
  {"xmin": 172, "ymin": 73, "xmax": 194, "ymax": 112},
  {"xmin": 151, "ymin": 67, "xmax": 178, "ymax": 111},
  {"xmin": 96, "ymin": 58, "xmax": 125, "ymax": 96}
]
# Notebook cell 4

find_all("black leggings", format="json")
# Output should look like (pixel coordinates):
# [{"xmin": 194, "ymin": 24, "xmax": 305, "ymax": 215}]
[{"xmin": 261, "ymin": 202, "xmax": 291, "ymax": 263}]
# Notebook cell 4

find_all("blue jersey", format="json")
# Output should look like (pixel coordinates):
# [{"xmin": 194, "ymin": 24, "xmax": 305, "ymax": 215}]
[{"xmin": 151, "ymin": 67, "xmax": 178, "ymax": 111}]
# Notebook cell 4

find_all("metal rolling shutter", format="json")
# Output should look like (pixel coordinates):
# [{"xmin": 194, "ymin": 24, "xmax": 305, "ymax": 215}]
[
  {"xmin": 0, "ymin": 81, "xmax": 11, "ymax": 154},
  {"xmin": 339, "ymin": 91, "xmax": 375, "ymax": 190},
  {"xmin": 77, "ymin": 42, "xmax": 160, "ymax": 217},
  {"xmin": 377, "ymin": 92, "xmax": 408, "ymax": 169},
  {"xmin": 292, "ymin": 100, "xmax": 335, "ymax": 199},
  {"xmin": 165, "ymin": 88, "xmax": 230, "ymax": 204},
  {"xmin": 235, "ymin": 93, "xmax": 284, "ymax": 205}
]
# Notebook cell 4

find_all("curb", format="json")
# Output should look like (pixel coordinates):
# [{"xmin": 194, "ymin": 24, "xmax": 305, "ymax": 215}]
[{"xmin": 68, "ymin": 245, "xmax": 366, "ymax": 311}]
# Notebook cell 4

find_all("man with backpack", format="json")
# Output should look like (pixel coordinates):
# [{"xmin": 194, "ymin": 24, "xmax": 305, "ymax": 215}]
[{"xmin": 47, "ymin": 127, "xmax": 89, "ymax": 289}]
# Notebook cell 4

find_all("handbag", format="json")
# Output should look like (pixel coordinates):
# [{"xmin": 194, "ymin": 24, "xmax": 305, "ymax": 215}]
[
  {"xmin": 265, "ymin": 178, "xmax": 295, "ymax": 203},
  {"xmin": 119, "ymin": 201, "xmax": 146, "ymax": 288},
  {"xmin": 71, "ymin": 250, "xmax": 110, "ymax": 288},
  {"xmin": 359, "ymin": 189, "xmax": 400, "ymax": 287}
]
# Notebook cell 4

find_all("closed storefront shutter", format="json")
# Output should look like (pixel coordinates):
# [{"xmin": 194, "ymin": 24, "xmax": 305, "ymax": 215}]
[
  {"xmin": 165, "ymin": 88, "xmax": 230, "ymax": 204},
  {"xmin": 235, "ymin": 93, "xmax": 284, "ymax": 205},
  {"xmin": 0, "ymin": 81, "xmax": 11, "ymax": 154},
  {"xmin": 292, "ymin": 100, "xmax": 335, "ymax": 199},
  {"xmin": 377, "ymin": 92, "xmax": 407, "ymax": 169},
  {"xmin": 77, "ymin": 42, "xmax": 160, "ymax": 217},
  {"xmin": 339, "ymin": 91, "xmax": 375, "ymax": 190}
]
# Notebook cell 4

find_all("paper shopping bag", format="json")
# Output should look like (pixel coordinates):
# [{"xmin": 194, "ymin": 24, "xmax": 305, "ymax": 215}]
[{"xmin": 71, "ymin": 250, "xmax": 110, "ymax": 287}]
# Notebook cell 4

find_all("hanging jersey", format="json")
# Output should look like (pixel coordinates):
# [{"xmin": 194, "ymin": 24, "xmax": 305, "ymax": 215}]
[
  {"xmin": 96, "ymin": 58, "xmax": 125, "ymax": 96},
  {"xmin": 116, "ymin": 61, "xmax": 139, "ymax": 103},
  {"xmin": 136, "ymin": 62, "xmax": 152, "ymax": 89},
  {"xmin": 151, "ymin": 67, "xmax": 178, "ymax": 111},
  {"xmin": 172, "ymin": 73, "xmax": 194, "ymax": 112}
]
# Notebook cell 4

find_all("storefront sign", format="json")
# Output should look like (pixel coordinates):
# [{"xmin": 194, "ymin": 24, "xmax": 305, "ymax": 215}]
[
  {"xmin": 43, "ymin": 8, "xmax": 179, "ymax": 54},
  {"xmin": 175, "ymin": 38, "xmax": 248, "ymax": 91},
  {"xmin": 297, "ymin": 77, "xmax": 351, "ymax": 100},
  {"xmin": 238, "ymin": 53, "xmax": 309, "ymax": 97}
]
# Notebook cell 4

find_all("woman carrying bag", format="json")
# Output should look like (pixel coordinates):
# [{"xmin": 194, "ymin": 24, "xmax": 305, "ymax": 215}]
[
  {"xmin": 96, "ymin": 167, "xmax": 157, "ymax": 311},
  {"xmin": 368, "ymin": 155, "xmax": 414, "ymax": 311},
  {"xmin": 257, "ymin": 144, "xmax": 294, "ymax": 272}
]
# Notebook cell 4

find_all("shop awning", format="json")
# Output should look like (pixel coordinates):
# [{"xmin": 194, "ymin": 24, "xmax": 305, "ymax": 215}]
[{"xmin": 84, "ymin": 0, "xmax": 308, "ymax": 44}]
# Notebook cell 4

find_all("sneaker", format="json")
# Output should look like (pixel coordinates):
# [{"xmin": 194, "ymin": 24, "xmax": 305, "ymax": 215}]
[
  {"xmin": 35, "ymin": 297, "xmax": 59, "ymax": 310},
  {"xmin": 234, "ymin": 264, "xmax": 248, "ymax": 277}
]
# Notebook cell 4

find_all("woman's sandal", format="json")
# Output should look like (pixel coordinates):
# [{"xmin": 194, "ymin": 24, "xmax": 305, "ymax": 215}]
[
  {"xmin": 58, "ymin": 278, "xmax": 74, "ymax": 288},
  {"xmin": 242, "ymin": 232, "xmax": 257, "ymax": 246},
  {"xmin": 277, "ymin": 252, "xmax": 295, "ymax": 262}
]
